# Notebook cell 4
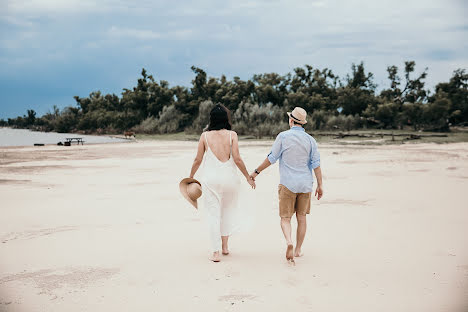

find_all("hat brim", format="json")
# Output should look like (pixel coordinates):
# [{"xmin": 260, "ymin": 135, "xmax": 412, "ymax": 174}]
[
  {"xmin": 287, "ymin": 112, "xmax": 307, "ymax": 124},
  {"xmin": 179, "ymin": 178, "xmax": 202, "ymax": 209}
]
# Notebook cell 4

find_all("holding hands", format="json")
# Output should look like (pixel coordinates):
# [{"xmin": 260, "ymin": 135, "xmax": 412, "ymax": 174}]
[
  {"xmin": 249, "ymin": 171, "xmax": 258, "ymax": 181},
  {"xmin": 247, "ymin": 169, "xmax": 260, "ymax": 189},
  {"xmin": 246, "ymin": 176, "xmax": 256, "ymax": 189}
]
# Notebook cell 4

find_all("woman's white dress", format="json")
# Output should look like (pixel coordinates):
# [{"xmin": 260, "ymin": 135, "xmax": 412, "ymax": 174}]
[{"xmin": 201, "ymin": 131, "xmax": 241, "ymax": 252}]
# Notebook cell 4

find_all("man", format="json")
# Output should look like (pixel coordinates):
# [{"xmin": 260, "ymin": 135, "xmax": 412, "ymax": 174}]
[{"xmin": 250, "ymin": 107, "xmax": 323, "ymax": 264}]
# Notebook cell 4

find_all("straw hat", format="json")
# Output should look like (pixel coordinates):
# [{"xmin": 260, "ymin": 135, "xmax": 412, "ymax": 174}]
[
  {"xmin": 179, "ymin": 178, "xmax": 202, "ymax": 209},
  {"xmin": 287, "ymin": 107, "xmax": 307, "ymax": 124}
]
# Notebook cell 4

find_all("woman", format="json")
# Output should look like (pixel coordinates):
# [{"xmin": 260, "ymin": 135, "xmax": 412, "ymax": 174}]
[{"xmin": 189, "ymin": 104, "xmax": 256, "ymax": 262}]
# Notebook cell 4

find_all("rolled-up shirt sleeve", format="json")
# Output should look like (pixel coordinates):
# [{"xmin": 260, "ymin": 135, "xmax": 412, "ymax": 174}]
[
  {"xmin": 310, "ymin": 139, "xmax": 320, "ymax": 169},
  {"xmin": 267, "ymin": 134, "xmax": 283, "ymax": 164}
]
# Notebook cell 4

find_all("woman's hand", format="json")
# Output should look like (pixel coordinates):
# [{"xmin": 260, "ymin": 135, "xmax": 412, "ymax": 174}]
[{"xmin": 246, "ymin": 176, "xmax": 256, "ymax": 189}]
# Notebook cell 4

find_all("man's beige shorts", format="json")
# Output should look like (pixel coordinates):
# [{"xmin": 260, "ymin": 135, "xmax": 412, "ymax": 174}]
[{"xmin": 278, "ymin": 184, "xmax": 311, "ymax": 218}]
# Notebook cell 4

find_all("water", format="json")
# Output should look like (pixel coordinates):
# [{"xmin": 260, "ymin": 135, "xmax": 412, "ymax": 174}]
[{"xmin": 0, "ymin": 128, "xmax": 128, "ymax": 147}]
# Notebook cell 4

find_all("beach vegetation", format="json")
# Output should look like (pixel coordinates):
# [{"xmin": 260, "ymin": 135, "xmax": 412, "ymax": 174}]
[{"xmin": 5, "ymin": 63, "xmax": 467, "ymax": 135}]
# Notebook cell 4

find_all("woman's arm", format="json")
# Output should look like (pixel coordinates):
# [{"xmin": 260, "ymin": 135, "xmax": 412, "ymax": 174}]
[
  {"xmin": 189, "ymin": 134, "xmax": 206, "ymax": 178},
  {"xmin": 231, "ymin": 131, "xmax": 256, "ymax": 189}
]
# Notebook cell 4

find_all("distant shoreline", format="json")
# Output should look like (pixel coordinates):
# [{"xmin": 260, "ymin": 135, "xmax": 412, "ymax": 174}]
[
  {"xmin": 2, "ymin": 127, "xmax": 467, "ymax": 147},
  {"xmin": 0, "ymin": 128, "xmax": 130, "ymax": 147}
]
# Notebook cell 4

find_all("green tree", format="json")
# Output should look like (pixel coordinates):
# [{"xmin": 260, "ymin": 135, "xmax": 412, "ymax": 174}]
[
  {"xmin": 338, "ymin": 63, "xmax": 377, "ymax": 115},
  {"xmin": 380, "ymin": 61, "xmax": 428, "ymax": 107},
  {"xmin": 191, "ymin": 66, "xmax": 208, "ymax": 100},
  {"xmin": 423, "ymin": 94, "xmax": 451, "ymax": 131},
  {"xmin": 26, "ymin": 109, "xmax": 36, "ymax": 126},
  {"xmin": 375, "ymin": 102, "xmax": 399, "ymax": 128},
  {"xmin": 401, "ymin": 102, "xmax": 424, "ymax": 130},
  {"xmin": 432, "ymin": 69, "xmax": 468, "ymax": 124}
]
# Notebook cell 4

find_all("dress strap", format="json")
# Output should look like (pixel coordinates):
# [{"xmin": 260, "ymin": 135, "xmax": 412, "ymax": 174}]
[
  {"xmin": 229, "ymin": 131, "xmax": 232, "ymax": 147},
  {"xmin": 204, "ymin": 132, "xmax": 209, "ymax": 149}
]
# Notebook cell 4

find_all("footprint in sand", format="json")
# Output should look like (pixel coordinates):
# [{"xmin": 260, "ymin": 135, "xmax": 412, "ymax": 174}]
[
  {"xmin": 1, "ymin": 226, "xmax": 79, "ymax": 244},
  {"xmin": 297, "ymin": 295, "xmax": 311, "ymax": 305},
  {"xmin": 218, "ymin": 293, "xmax": 257, "ymax": 303},
  {"xmin": 223, "ymin": 266, "xmax": 240, "ymax": 278},
  {"xmin": 0, "ymin": 267, "xmax": 119, "ymax": 298},
  {"xmin": 0, "ymin": 179, "xmax": 31, "ymax": 184},
  {"xmin": 319, "ymin": 199, "xmax": 371, "ymax": 206},
  {"xmin": 282, "ymin": 275, "xmax": 299, "ymax": 286}
]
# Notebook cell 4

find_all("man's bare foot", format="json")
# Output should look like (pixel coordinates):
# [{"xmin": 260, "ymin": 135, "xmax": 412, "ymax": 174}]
[
  {"xmin": 286, "ymin": 244, "xmax": 294, "ymax": 261},
  {"xmin": 209, "ymin": 251, "xmax": 221, "ymax": 262},
  {"xmin": 222, "ymin": 243, "xmax": 229, "ymax": 255},
  {"xmin": 294, "ymin": 248, "xmax": 304, "ymax": 257}
]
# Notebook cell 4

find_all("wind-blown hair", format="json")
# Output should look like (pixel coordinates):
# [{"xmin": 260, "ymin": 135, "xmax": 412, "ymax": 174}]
[{"xmin": 207, "ymin": 104, "xmax": 232, "ymax": 131}]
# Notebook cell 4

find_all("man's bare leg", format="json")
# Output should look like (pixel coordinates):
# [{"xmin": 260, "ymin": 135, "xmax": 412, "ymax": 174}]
[
  {"xmin": 221, "ymin": 236, "xmax": 229, "ymax": 255},
  {"xmin": 295, "ymin": 214, "xmax": 307, "ymax": 257},
  {"xmin": 281, "ymin": 217, "xmax": 294, "ymax": 261}
]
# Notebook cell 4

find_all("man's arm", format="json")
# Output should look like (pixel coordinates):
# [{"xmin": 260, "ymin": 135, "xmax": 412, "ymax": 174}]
[
  {"xmin": 250, "ymin": 134, "xmax": 282, "ymax": 180},
  {"xmin": 249, "ymin": 158, "xmax": 271, "ymax": 180},
  {"xmin": 313, "ymin": 166, "xmax": 323, "ymax": 200},
  {"xmin": 309, "ymin": 138, "xmax": 323, "ymax": 200}
]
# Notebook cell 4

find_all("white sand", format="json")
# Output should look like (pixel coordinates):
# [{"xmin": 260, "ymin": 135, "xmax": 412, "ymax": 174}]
[
  {"xmin": 0, "ymin": 128, "xmax": 128, "ymax": 146},
  {"xmin": 0, "ymin": 141, "xmax": 467, "ymax": 311}
]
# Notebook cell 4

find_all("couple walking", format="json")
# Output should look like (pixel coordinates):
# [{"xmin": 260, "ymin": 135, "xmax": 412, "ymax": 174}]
[{"xmin": 180, "ymin": 104, "xmax": 323, "ymax": 263}]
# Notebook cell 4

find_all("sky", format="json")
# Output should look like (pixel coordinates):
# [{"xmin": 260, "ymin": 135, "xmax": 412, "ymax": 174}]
[{"xmin": 1, "ymin": 0, "xmax": 467, "ymax": 119}]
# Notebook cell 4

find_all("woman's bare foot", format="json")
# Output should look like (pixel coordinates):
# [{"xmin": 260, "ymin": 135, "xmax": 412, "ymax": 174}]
[
  {"xmin": 209, "ymin": 251, "xmax": 221, "ymax": 262},
  {"xmin": 294, "ymin": 248, "xmax": 304, "ymax": 257},
  {"xmin": 286, "ymin": 244, "xmax": 294, "ymax": 261},
  {"xmin": 221, "ymin": 236, "xmax": 229, "ymax": 255}
]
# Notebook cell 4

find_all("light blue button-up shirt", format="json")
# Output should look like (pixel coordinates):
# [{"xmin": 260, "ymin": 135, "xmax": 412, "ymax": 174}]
[{"xmin": 267, "ymin": 126, "xmax": 320, "ymax": 193}]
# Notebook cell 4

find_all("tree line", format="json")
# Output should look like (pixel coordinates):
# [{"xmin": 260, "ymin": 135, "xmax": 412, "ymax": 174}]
[{"xmin": 2, "ymin": 62, "xmax": 467, "ymax": 137}]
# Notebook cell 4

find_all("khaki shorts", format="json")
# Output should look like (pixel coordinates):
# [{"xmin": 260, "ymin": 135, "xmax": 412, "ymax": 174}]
[{"xmin": 278, "ymin": 184, "xmax": 311, "ymax": 218}]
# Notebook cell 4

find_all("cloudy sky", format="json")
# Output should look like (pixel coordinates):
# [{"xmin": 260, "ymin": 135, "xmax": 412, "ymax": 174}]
[{"xmin": 1, "ymin": 0, "xmax": 467, "ymax": 118}]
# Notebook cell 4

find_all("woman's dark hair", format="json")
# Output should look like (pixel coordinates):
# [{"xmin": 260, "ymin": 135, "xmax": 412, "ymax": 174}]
[{"xmin": 207, "ymin": 104, "xmax": 232, "ymax": 131}]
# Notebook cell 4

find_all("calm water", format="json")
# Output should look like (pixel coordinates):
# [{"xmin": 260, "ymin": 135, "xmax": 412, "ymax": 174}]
[{"xmin": 0, "ymin": 128, "xmax": 128, "ymax": 147}]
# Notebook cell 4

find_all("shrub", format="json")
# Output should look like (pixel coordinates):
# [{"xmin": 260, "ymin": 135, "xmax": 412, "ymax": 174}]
[
  {"xmin": 185, "ymin": 100, "xmax": 215, "ymax": 134},
  {"xmin": 232, "ymin": 102, "xmax": 287, "ymax": 138},
  {"xmin": 155, "ymin": 105, "xmax": 187, "ymax": 134},
  {"xmin": 133, "ymin": 117, "xmax": 158, "ymax": 134},
  {"xmin": 308, "ymin": 110, "xmax": 330, "ymax": 130}
]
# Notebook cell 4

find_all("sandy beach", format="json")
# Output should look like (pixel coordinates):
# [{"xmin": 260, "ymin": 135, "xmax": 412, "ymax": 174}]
[{"xmin": 0, "ymin": 140, "xmax": 467, "ymax": 311}]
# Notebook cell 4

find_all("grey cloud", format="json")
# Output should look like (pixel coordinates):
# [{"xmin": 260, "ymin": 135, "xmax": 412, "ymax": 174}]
[{"xmin": 1, "ymin": 0, "xmax": 467, "ymax": 97}]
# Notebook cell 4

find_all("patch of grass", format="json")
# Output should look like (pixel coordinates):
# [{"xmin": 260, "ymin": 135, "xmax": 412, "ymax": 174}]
[
  {"xmin": 135, "ymin": 133, "xmax": 277, "ymax": 141},
  {"xmin": 136, "ymin": 133, "xmax": 200, "ymax": 141},
  {"xmin": 135, "ymin": 129, "xmax": 468, "ymax": 145},
  {"xmin": 312, "ymin": 129, "xmax": 468, "ymax": 145}
]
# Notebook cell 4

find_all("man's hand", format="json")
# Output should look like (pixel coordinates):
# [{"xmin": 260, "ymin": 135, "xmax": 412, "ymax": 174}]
[
  {"xmin": 249, "ymin": 172, "xmax": 258, "ymax": 181},
  {"xmin": 246, "ymin": 176, "xmax": 256, "ymax": 189},
  {"xmin": 315, "ymin": 185, "xmax": 323, "ymax": 200}
]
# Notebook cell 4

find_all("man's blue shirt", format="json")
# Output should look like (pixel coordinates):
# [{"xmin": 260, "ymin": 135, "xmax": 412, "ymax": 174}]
[{"xmin": 267, "ymin": 126, "xmax": 320, "ymax": 193}]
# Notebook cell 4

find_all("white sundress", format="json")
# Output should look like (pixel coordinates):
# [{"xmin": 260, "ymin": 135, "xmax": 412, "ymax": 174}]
[{"xmin": 201, "ymin": 131, "xmax": 241, "ymax": 252}]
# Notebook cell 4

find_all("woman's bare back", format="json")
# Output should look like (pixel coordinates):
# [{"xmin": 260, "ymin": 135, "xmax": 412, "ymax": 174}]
[{"xmin": 205, "ymin": 130, "xmax": 231, "ymax": 162}]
